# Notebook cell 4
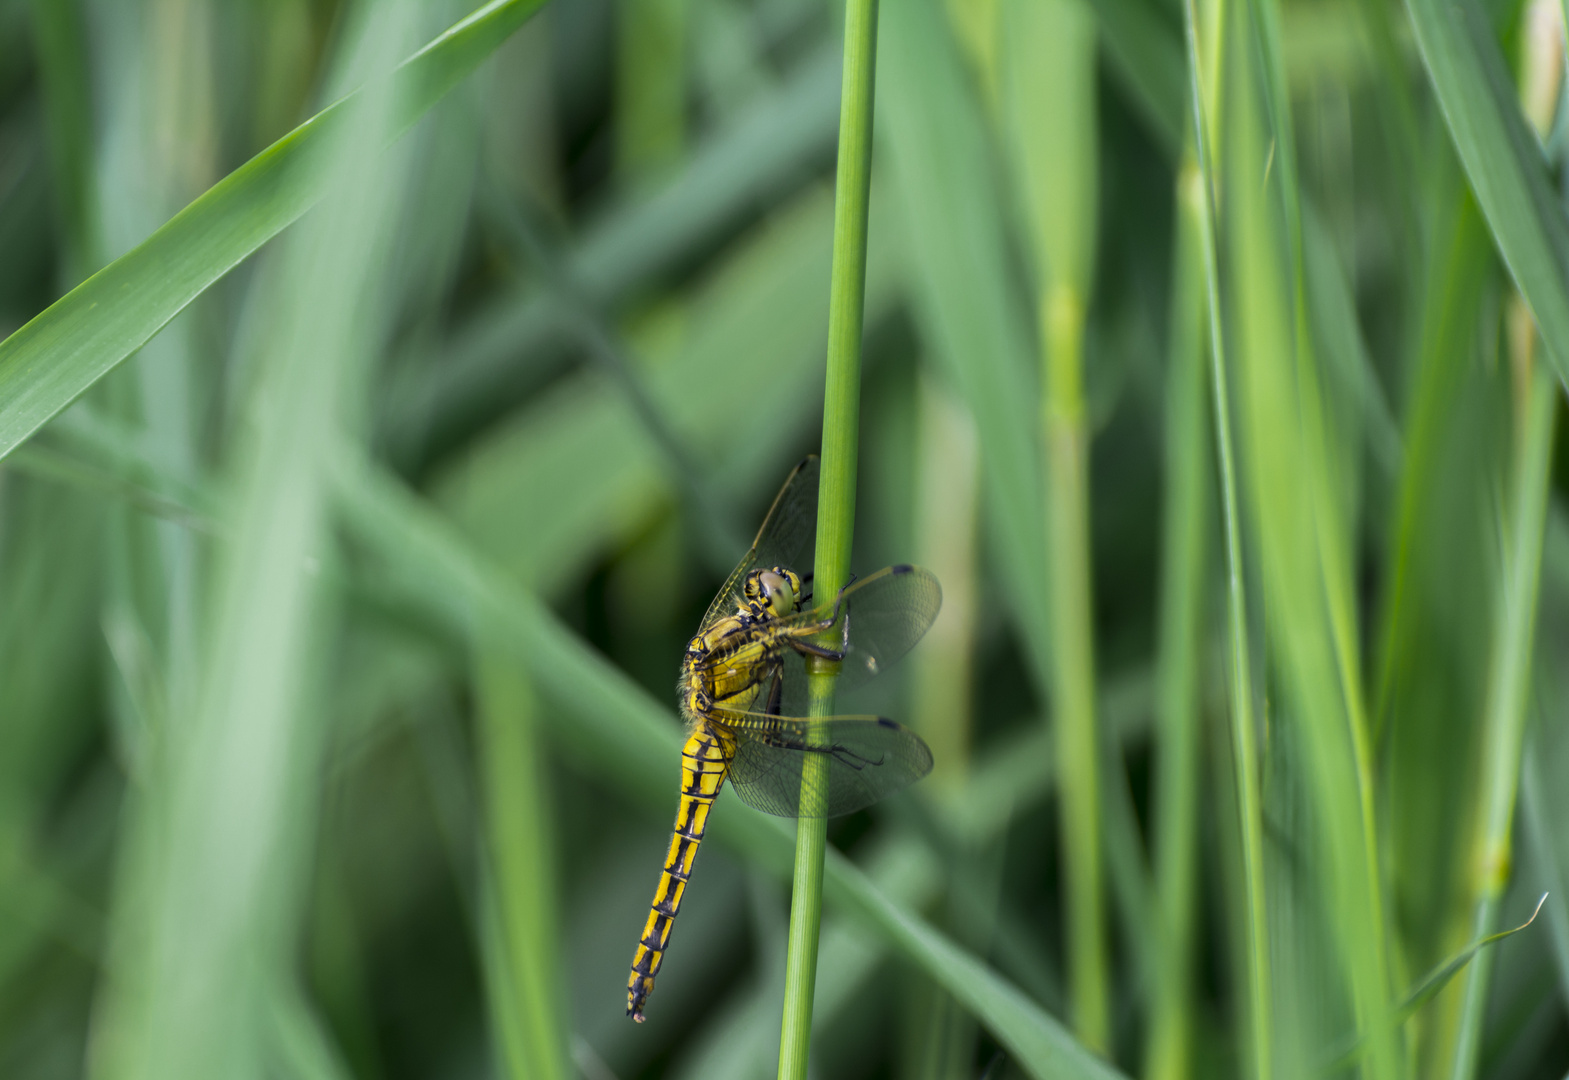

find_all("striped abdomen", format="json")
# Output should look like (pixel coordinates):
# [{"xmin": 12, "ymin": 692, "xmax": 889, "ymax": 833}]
[{"xmin": 627, "ymin": 722, "xmax": 732, "ymax": 1022}]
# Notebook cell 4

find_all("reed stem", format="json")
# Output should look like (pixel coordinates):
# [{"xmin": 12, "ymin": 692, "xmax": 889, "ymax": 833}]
[
  {"xmin": 1180, "ymin": 0, "xmax": 1272, "ymax": 1074},
  {"xmin": 1447, "ymin": 308, "xmax": 1557, "ymax": 1080},
  {"xmin": 1143, "ymin": 153, "xmax": 1212, "ymax": 1080},
  {"xmin": 776, "ymin": 0, "xmax": 879, "ymax": 1074}
]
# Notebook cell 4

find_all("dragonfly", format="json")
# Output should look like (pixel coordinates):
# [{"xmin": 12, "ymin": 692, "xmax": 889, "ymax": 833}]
[{"xmin": 627, "ymin": 456, "xmax": 941, "ymax": 1022}]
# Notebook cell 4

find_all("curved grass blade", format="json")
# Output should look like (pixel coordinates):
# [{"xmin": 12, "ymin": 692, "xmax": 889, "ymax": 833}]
[
  {"xmin": 1405, "ymin": 0, "xmax": 1569, "ymax": 378},
  {"xmin": 1321, "ymin": 894, "xmax": 1549, "ymax": 1073},
  {"xmin": 0, "ymin": 0, "xmax": 547, "ymax": 463}
]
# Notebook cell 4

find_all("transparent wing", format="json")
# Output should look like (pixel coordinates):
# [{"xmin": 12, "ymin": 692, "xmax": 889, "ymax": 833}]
[
  {"xmin": 698, "ymin": 456, "xmax": 820, "ymax": 634},
  {"xmin": 831, "ymin": 565, "xmax": 942, "ymax": 694},
  {"xmin": 701, "ymin": 565, "xmax": 942, "ymax": 708},
  {"xmin": 718, "ymin": 708, "xmax": 933, "ymax": 818}
]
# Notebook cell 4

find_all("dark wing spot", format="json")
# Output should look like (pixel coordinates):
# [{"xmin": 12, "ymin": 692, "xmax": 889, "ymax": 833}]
[
  {"xmin": 876, "ymin": 717, "xmax": 898, "ymax": 728},
  {"xmin": 891, "ymin": 564, "xmax": 913, "ymax": 575}
]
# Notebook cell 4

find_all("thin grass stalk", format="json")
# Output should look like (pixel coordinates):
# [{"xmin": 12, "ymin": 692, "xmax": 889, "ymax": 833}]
[
  {"xmin": 475, "ymin": 644, "xmax": 571, "ymax": 1080},
  {"xmin": 903, "ymin": 371, "xmax": 984, "ymax": 1080},
  {"xmin": 1178, "ymin": 0, "xmax": 1272, "ymax": 1074},
  {"xmin": 1441, "ymin": 8, "xmax": 1561, "ymax": 1072},
  {"xmin": 1142, "ymin": 152, "xmax": 1211, "ymax": 1080},
  {"xmin": 1447, "ymin": 309, "xmax": 1557, "ymax": 1080},
  {"xmin": 1226, "ymin": 45, "xmax": 1400, "ymax": 1072},
  {"xmin": 1521, "ymin": 745, "xmax": 1569, "ymax": 1002},
  {"xmin": 27, "ymin": 0, "xmax": 100, "ymax": 283},
  {"xmin": 776, "ymin": 0, "xmax": 880, "ymax": 1074},
  {"xmin": 1248, "ymin": 8, "xmax": 1396, "ymax": 1051},
  {"xmin": 1039, "ymin": 112, "xmax": 1108, "ymax": 1063},
  {"xmin": 1000, "ymin": 0, "xmax": 1105, "ymax": 1046}
]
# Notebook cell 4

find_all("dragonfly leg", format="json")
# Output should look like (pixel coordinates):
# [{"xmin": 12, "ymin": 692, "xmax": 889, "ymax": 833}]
[
  {"xmin": 765, "ymin": 670, "xmax": 783, "ymax": 717},
  {"xmin": 790, "ymin": 637, "xmax": 846, "ymax": 661},
  {"xmin": 828, "ymin": 743, "xmax": 886, "ymax": 770}
]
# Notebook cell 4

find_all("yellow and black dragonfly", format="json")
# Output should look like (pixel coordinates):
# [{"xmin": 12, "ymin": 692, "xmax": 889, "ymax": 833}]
[{"xmin": 627, "ymin": 456, "xmax": 941, "ymax": 1022}]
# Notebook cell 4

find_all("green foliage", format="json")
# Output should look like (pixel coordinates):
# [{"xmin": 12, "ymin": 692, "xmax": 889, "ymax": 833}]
[{"xmin": 4, "ymin": 0, "xmax": 1569, "ymax": 1077}]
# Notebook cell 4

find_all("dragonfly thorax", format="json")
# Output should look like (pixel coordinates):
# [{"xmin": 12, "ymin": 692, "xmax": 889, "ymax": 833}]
[{"xmin": 742, "ymin": 566, "xmax": 803, "ymax": 621}]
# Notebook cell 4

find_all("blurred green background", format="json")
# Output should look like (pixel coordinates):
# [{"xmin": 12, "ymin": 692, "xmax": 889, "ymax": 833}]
[{"xmin": 4, "ymin": 0, "xmax": 1569, "ymax": 1077}]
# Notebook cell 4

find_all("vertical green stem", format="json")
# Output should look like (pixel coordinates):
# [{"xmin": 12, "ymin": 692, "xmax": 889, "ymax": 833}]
[
  {"xmin": 1250, "ymin": 5, "xmax": 1397, "ymax": 1060},
  {"xmin": 476, "ymin": 644, "xmax": 571, "ymax": 1080},
  {"xmin": 1447, "ymin": 314, "xmax": 1557, "ymax": 1080},
  {"xmin": 1001, "ymin": 0, "xmax": 1104, "ymax": 1048},
  {"xmin": 776, "ymin": 0, "xmax": 879, "ymax": 1075},
  {"xmin": 1143, "ymin": 153, "xmax": 1212, "ymax": 1080},
  {"xmin": 1448, "ymin": 11, "xmax": 1560, "ymax": 1073},
  {"xmin": 1043, "ymin": 285, "xmax": 1108, "ymax": 1051},
  {"xmin": 1180, "ymin": 0, "xmax": 1272, "ymax": 1075}
]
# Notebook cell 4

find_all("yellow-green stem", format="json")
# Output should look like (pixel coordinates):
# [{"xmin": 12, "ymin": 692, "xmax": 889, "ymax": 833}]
[
  {"xmin": 1143, "ymin": 153, "xmax": 1211, "ymax": 1080},
  {"xmin": 776, "ymin": 0, "xmax": 879, "ymax": 1074},
  {"xmin": 1249, "ymin": 0, "xmax": 1396, "ymax": 1061},
  {"xmin": 1042, "ymin": 284, "xmax": 1107, "ymax": 1052},
  {"xmin": 1448, "ymin": 310, "xmax": 1557, "ymax": 1080},
  {"xmin": 476, "ymin": 645, "xmax": 571, "ymax": 1080},
  {"xmin": 1180, "ymin": 1, "xmax": 1272, "ymax": 1074}
]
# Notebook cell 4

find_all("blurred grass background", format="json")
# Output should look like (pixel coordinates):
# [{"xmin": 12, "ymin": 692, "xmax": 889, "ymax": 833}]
[{"xmin": 4, "ymin": 0, "xmax": 1569, "ymax": 1076}]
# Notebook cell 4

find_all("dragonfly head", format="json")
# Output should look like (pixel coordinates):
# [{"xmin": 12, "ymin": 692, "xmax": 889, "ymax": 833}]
[{"xmin": 744, "ymin": 566, "xmax": 804, "ymax": 620}]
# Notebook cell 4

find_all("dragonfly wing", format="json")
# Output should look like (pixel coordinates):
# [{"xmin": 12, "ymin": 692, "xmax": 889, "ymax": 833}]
[
  {"xmin": 731, "ymin": 564, "xmax": 942, "ymax": 704},
  {"xmin": 697, "ymin": 457, "xmax": 820, "ymax": 634},
  {"xmin": 720, "ymin": 709, "xmax": 933, "ymax": 818},
  {"xmin": 834, "ymin": 565, "xmax": 942, "ymax": 695},
  {"xmin": 751, "ymin": 456, "xmax": 819, "ymax": 576}
]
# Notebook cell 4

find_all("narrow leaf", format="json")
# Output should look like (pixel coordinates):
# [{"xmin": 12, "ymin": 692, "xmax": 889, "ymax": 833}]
[
  {"xmin": 1406, "ymin": 0, "xmax": 1569, "ymax": 379},
  {"xmin": 0, "ymin": 0, "xmax": 547, "ymax": 463},
  {"xmin": 1322, "ymin": 894, "xmax": 1549, "ymax": 1072}
]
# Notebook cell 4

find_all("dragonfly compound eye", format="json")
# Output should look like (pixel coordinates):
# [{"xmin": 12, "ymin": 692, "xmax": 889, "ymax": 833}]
[{"xmin": 758, "ymin": 569, "xmax": 799, "ymax": 618}]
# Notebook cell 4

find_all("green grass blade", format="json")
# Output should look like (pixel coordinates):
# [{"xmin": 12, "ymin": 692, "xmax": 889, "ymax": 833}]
[
  {"xmin": 1143, "ymin": 152, "xmax": 1212, "ymax": 1080},
  {"xmin": 779, "ymin": 0, "xmax": 882, "ymax": 1072},
  {"xmin": 1521, "ymin": 743, "xmax": 1569, "ymax": 1000},
  {"xmin": 1445, "ymin": 22, "xmax": 1563, "ymax": 1070},
  {"xmin": 27, "ymin": 0, "xmax": 99, "ymax": 279},
  {"xmin": 1179, "ymin": 0, "xmax": 1272, "ymax": 1067},
  {"xmin": 1371, "ymin": 179, "xmax": 1498, "ymax": 1073},
  {"xmin": 475, "ymin": 647, "xmax": 572, "ymax": 1080},
  {"xmin": 1082, "ymin": 0, "xmax": 1185, "ymax": 152},
  {"xmin": 1248, "ymin": 0, "xmax": 1398, "ymax": 1069},
  {"xmin": 880, "ymin": 0, "xmax": 1049, "ymax": 704},
  {"xmin": 1404, "ymin": 0, "xmax": 1569, "ymax": 380},
  {"xmin": 1002, "ymin": 0, "xmax": 1108, "ymax": 1048},
  {"xmin": 331, "ymin": 456, "xmax": 1127, "ymax": 1080},
  {"xmin": 1370, "ymin": 180, "xmax": 1491, "ymax": 759},
  {"xmin": 1224, "ymin": 34, "xmax": 1399, "ymax": 1078},
  {"xmin": 1410, "ymin": 895, "xmax": 1549, "ymax": 1030},
  {"xmin": 1322, "ymin": 895, "xmax": 1550, "ymax": 1073},
  {"xmin": 0, "ymin": 0, "xmax": 546, "ymax": 464},
  {"xmin": 1447, "ymin": 349, "xmax": 1557, "ymax": 1079},
  {"xmin": 88, "ymin": 10, "xmax": 416, "ymax": 1075},
  {"xmin": 823, "ymin": 849, "xmax": 1126, "ymax": 1080}
]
